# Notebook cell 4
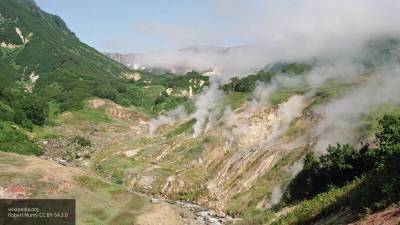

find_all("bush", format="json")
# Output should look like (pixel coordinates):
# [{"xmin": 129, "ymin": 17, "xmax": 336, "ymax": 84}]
[
  {"xmin": 57, "ymin": 90, "xmax": 86, "ymax": 111},
  {"xmin": 348, "ymin": 115, "xmax": 400, "ymax": 211},
  {"xmin": 284, "ymin": 113, "xmax": 400, "ymax": 214},
  {"xmin": 94, "ymin": 86, "xmax": 118, "ymax": 101},
  {"xmin": 72, "ymin": 135, "xmax": 91, "ymax": 147},
  {"xmin": 281, "ymin": 63, "xmax": 312, "ymax": 74},
  {"xmin": 222, "ymin": 71, "xmax": 276, "ymax": 93},
  {"xmin": 19, "ymin": 95, "xmax": 49, "ymax": 126},
  {"xmin": 0, "ymin": 122, "xmax": 43, "ymax": 156},
  {"xmin": 0, "ymin": 101, "xmax": 14, "ymax": 121},
  {"xmin": 284, "ymin": 144, "xmax": 364, "ymax": 202}
]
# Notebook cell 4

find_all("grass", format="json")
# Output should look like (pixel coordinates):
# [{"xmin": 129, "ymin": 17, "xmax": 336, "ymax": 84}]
[
  {"xmin": 234, "ymin": 178, "xmax": 362, "ymax": 225},
  {"xmin": 360, "ymin": 103, "xmax": 400, "ymax": 137},
  {"xmin": 0, "ymin": 161, "xmax": 151, "ymax": 225},
  {"xmin": 70, "ymin": 106, "xmax": 111, "ymax": 124},
  {"xmin": 94, "ymin": 157, "xmax": 144, "ymax": 185},
  {"xmin": 223, "ymin": 92, "xmax": 251, "ymax": 109},
  {"xmin": 0, "ymin": 121, "xmax": 43, "ymax": 155},
  {"xmin": 165, "ymin": 119, "xmax": 195, "ymax": 139},
  {"xmin": 31, "ymin": 124, "xmax": 59, "ymax": 140},
  {"xmin": 271, "ymin": 178, "xmax": 362, "ymax": 225},
  {"xmin": 309, "ymin": 78, "xmax": 364, "ymax": 108},
  {"xmin": 268, "ymin": 86, "xmax": 308, "ymax": 106},
  {"xmin": 1, "ymin": 0, "xmax": 206, "ymax": 119},
  {"xmin": 236, "ymin": 207, "xmax": 275, "ymax": 225},
  {"xmin": 74, "ymin": 175, "xmax": 150, "ymax": 225}
]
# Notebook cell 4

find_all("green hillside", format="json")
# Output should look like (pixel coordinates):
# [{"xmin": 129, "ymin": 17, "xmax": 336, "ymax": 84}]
[
  {"xmin": 0, "ymin": 0, "xmax": 209, "ymax": 157},
  {"xmin": 0, "ymin": 0, "xmax": 137, "ymax": 110}
]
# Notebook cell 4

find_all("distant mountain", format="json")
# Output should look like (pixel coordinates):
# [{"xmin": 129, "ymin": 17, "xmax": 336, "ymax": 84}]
[{"xmin": 105, "ymin": 44, "xmax": 263, "ymax": 76}]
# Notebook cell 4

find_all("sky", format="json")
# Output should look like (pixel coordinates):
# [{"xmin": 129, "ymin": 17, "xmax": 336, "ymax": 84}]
[
  {"xmin": 35, "ymin": 0, "xmax": 274, "ymax": 53},
  {"xmin": 35, "ymin": 0, "xmax": 400, "ymax": 74}
]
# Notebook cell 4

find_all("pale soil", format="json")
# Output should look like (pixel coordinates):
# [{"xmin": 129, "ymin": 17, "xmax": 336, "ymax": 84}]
[
  {"xmin": 136, "ymin": 202, "xmax": 188, "ymax": 225},
  {"xmin": 350, "ymin": 207, "xmax": 400, "ymax": 225},
  {"xmin": 0, "ymin": 152, "xmax": 192, "ymax": 225}
]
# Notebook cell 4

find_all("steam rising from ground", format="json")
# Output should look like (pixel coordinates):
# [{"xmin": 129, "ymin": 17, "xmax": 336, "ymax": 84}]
[
  {"xmin": 314, "ymin": 66, "xmax": 400, "ymax": 153},
  {"xmin": 140, "ymin": 1, "xmax": 400, "ymax": 212},
  {"xmin": 142, "ymin": 0, "xmax": 400, "ymax": 151},
  {"xmin": 149, "ymin": 106, "xmax": 187, "ymax": 135},
  {"xmin": 266, "ymin": 160, "xmax": 304, "ymax": 208},
  {"xmin": 266, "ymin": 186, "xmax": 283, "ymax": 209},
  {"xmin": 192, "ymin": 82, "xmax": 225, "ymax": 137},
  {"xmin": 263, "ymin": 65, "xmax": 400, "ymax": 207},
  {"xmin": 263, "ymin": 95, "xmax": 306, "ymax": 146}
]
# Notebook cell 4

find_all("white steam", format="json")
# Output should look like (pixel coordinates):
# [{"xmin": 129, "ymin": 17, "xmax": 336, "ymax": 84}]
[
  {"xmin": 192, "ymin": 83, "xmax": 225, "ymax": 137},
  {"xmin": 266, "ymin": 186, "xmax": 283, "ymax": 209},
  {"xmin": 263, "ymin": 95, "xmax": 306, "ymax": 146},
  {"xmin": 149, "ymin": 106, "xmax": 187, "ymax": 135},
  {"xmin": 313, "ymin": 66, "xmax": 400, "ymax": 153},
  {"xmin": 266, "ymin": 160, "xmax": 304, "ymax": 208}
]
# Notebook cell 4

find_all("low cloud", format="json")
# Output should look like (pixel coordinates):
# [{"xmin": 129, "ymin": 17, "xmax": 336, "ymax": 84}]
[{"xmin": 125, "ymin": 0, "xmax": 400, "ymax": 76}]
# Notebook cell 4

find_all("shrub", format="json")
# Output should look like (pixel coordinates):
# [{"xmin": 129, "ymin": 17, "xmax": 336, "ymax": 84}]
[
  {"xmin": 19, "ymin": 95, "xmax": 49, "ymax": 126},
  {"xmin": 0, "ymin": 122, "xmax": 42, "ymax": 155},
  {"xmin": 284, "ymin": 113, "xmax": 400, "ymax": 214},
  {"xmin": 72, "ymin": 135, "xmax": 91, "ymax": 147}
]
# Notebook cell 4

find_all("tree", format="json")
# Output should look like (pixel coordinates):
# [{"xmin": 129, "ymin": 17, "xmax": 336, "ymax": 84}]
[
  {"xmin": 284, "ymin": 144, "xmax": 363, "ymax": 203},
  {"xmin": 20, "ymin": 95, "xmax": 49, "ymax": 126}
]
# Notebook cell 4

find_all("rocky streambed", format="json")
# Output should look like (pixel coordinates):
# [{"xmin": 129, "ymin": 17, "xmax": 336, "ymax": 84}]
[{"xmin": 162, "ymin": 199, "xmax": 240, "ymax": 225}]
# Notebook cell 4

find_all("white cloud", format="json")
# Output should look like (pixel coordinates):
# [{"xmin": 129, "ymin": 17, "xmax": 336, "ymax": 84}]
[{"xmin": 127, "ymin": 0, "xmax": 400, "ymax": 75}]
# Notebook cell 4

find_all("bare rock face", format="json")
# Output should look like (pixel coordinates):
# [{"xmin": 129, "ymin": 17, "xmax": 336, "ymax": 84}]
[
  {"xmin": 88, "ymin": 99, "xmax": 106, "ymax": 108},
  {"xmin": 191, "ymin": 96, "xmax": 311, "ymax": 209},
  {"xmin": 162, "ymin": 176, "xmax": 185, "ymax": 195}
]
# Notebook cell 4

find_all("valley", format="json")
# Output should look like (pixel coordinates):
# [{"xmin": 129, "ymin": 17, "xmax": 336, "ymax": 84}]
[{"xmin": 1, "ymin": 0, "xmax": 400, "ymax": 225}]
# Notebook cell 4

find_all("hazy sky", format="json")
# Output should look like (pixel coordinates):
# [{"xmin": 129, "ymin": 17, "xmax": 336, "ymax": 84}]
[
  {"xmin": 35, "ymin": 0, "xmax": 277, "ymax": 53},
  {"xmin": 35, "ymin": 0, "xmax": 400, "ymax": 62}
]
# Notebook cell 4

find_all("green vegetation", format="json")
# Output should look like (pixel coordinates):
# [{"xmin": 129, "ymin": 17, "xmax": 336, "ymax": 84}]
[
  {"xmin": 0, "ymin": 87, "xmax": 49, "ymax": 129},
  {"xmin": 284, "ymin": 114, "xmax": 400, "ymax": 210},
  {"xmin": 165, "ymin": 119, "xmax": 195, "ymax": 139},
  {"xmin": 227, "ymin": 147, "xmax": 305, "ymax": 215},
  {"xmin": 140, "ymin": 71, "xmax": 208, "ymax": 114},
  {"xmin": 236, "ymin": 179, "xmax": 360, "ymax": 225},
  {"xmin": 222, "ymin": 70, "xmax": 276, "ymax": 93},
  {"xmin": 0, "ymin": 0, "xmax": 210, "ymax": 156},
  {"xmin": 0, "ymin": 149, "xmax": 151, "ymax": 225},
  {"xmin": 0, "ymin": 0, "xmax": 136, "ymax": 110},
  {"xmin": 222, "ymin": 63, "xmax": 310, "ymax": 94},
  {"xmin": 0, "ymin": 121, "xmax": 42, "ymax": 155},
  {"xmin": 283, "ymin": 144, "xmax": 364, "ymax": 202},
  {"xmin": 272, "ymin": 179, "xmax": 362, "ymax": 225},
  {"xmin": 237, "ymin": 113, "xmax": 400, "ymax": 225},
  {"xmin": 223, "ymin": 92, "xmax": 250, "ymax": 109},
  {"xmin": 1, "ymin": 0, "xmax": 208, "ymax": 117},
  {"xmin": 280, "ymin": 63, "xmax": 312, "ymax": 75},
  {"xmin": 268, "ymin": 86, "xmax": 308, "ymax": 106},
  {"xmin": 72, "ymin": 135, "xmax": 91, "ymax": 147},
  {"xmin": 279, "ymin": 113, "xmax": 400, "ymax": 222}
]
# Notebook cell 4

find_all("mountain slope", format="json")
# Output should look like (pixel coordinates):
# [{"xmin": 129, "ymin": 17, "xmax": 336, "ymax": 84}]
[{"xmin": 0, "ymin": 0, "xmax": 138, "ymax": 110}]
